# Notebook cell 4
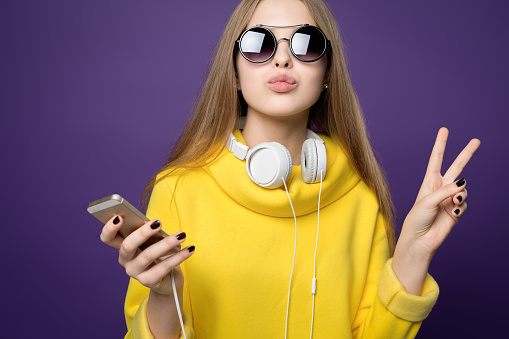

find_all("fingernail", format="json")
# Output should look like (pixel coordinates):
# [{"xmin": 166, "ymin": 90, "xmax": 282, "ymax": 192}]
[
  {"xmin": 454, "ymin": 209, "xmax": 460, "ymax": 215},
  {"xmin": 151, "ymin": 220, "xmax": 161, "ymax": 230},
  {"xmin": 176, "ymin": 232, "xmax": 186, "ymax": 240},
  {"xmin": 457, "ymin": 195, "xmax": 463, "ymax": 202},
  {"xmin": 456, "ymin": 178, "xmax": 466, "ymax": 187},
  {"xmin": 113, "ymin": 216, "xmax": 120, "ymax": 225},
  {"xmin": 188, "ymin": 245, "xmax": 195, "ymax": 252}
]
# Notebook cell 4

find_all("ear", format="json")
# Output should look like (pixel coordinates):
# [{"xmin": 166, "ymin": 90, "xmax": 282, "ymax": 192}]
[
  {"xmin": 233, "ymin": 60, "xmax": 241, "ymax": 91},
  {"xmin": 321, "ymin": 77, "xmax": 329, "ymax": 92},
  {"xmin": 235, "ymin": 75, "xmax": 241, "ymax": 91},
  {"xmin": 324, "ymin": 51, "xmax": 332, "ymax": 83},
  {"xmin": 323, "ymin": 66, "xmax": 331, "ymax": 88}
]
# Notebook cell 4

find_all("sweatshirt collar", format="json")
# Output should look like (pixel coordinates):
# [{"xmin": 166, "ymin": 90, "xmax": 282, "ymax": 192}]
[{"xmin": 203, "ymin": 130, "xmax": 361, "ymax": 217}]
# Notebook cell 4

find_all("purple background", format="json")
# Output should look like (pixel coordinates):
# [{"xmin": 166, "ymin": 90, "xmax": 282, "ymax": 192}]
[{"xmin": 1, "ymin": 0, "xmax": 506, "ymax": 337}]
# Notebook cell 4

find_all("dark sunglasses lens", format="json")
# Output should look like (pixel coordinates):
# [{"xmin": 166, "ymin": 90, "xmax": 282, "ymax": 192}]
[
  {"xmin": 240, "ymin": 27, "xmax": 275, "ymax": 62},
  {"xmin": 292, "ymin": 26, "xmax": 326, "ymax": 61}
]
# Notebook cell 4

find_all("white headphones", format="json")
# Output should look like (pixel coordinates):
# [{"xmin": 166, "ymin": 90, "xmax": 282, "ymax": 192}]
[{"xmin": 227, "ymin": 120, "xmax": 327, "ymax": 189}]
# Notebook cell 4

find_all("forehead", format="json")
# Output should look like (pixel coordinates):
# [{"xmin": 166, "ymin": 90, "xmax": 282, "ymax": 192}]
[{"xmin": 246, "ymin": 0, "xmax": 316, "ymax": 29}]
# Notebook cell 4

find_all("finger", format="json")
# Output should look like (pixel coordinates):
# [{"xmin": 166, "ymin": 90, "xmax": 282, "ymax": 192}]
[
  {"xmin": 452, "ymin": 201, "xmax": 467, "ymax": 218},
  {"xmin": 443, "ymin": 138, "xmax": 481, "ymax": 183},
  {"xmin": 136, "ymin": 245, "xmax": 196, "ymax": 289},
  {"xmin": 425, "ymin": 127, "xmax": 449, "ymax": 176},
  {"xmin": 419, "ymin": 178, "xmax": 467, "ymax": 209},
  {"xmin": 453, "ymin": 188, "xmax": 467, "ymax": 205},
  {"xmin": 100, "ymin": 215, "xmax": 124, "ymax": 250},
  {"xmin": 126, "ymin": 232, "xmax": 187, "ymax": 277},
  {"xmin": 119, "ymin": 220, "xmax": 162, "ymax": 265}
]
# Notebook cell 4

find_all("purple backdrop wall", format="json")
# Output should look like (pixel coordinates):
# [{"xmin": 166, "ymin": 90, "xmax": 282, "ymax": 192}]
[{"xmin": 1, "ymin": 0, "xmax": 506, "ymax": 337}]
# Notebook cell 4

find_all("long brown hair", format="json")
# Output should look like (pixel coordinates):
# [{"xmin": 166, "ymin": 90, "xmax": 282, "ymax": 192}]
[{"xmin": 141, "ymin": 0, "xmax": 396, "ymax": 256}]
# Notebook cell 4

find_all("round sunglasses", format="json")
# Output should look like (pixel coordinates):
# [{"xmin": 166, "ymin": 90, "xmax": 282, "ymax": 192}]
[{"xmin": 236, "ymin": 24, "xmax": 330, "ymax": 63}]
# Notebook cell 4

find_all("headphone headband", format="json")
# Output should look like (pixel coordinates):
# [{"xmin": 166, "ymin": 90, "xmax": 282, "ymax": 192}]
[{"xmin": 227, "ymin": 129, "xmax": 324, "ymax": 160}]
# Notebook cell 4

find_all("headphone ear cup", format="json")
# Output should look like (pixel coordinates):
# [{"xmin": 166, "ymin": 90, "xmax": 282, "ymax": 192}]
[
  {"xmin": 301, "ymin": 139, "xmax": 318, "ymax": 183},
  {"xmin": 274, "ymin": 142, "xmax": 293, "ymax": 182},
  {"xmin": 246, "ymin": 142, "xmax": 293, "ymax": 189}
]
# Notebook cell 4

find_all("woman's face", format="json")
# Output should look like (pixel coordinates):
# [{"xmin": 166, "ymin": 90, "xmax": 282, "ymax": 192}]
[{"xmin": 236, "ymin": 0, "xmax": 328, "ymax": 121}]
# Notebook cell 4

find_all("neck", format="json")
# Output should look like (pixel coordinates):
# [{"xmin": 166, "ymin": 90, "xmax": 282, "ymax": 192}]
[{"xmin": 241, "ymin": 109, "xmax": 309, "ymax": 166}]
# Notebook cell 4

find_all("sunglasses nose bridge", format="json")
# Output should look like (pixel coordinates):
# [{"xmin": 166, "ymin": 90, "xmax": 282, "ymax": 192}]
[
  {"xmin": 275, "ymin": 37, "xmax": 291, "ymax": 49},
  {"xmin": 276, "ymin": 37, "xmax": 290, "ymax": 44},
  {"xmin": 274, "ymin": 37, "xmax": 292, "ymax": 57}
]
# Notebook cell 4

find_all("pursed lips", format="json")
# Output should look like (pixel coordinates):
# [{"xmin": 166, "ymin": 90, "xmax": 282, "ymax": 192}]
[
  {"xmin": 267, "ymin": 73, "xmax": 297, "ymax": 92},
  {"xmin": 268, "ymin": 73, "xmax": 297, "ymax": 84}
]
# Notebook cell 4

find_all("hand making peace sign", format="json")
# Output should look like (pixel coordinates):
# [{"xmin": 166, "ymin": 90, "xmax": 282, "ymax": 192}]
[{"xmin": 398, "ymin": 127, "xmax": 481, "ymax": 260}]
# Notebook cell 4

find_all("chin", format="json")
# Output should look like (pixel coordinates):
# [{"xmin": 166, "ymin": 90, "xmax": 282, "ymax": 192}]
[{"xmin": 250, "ymin": 106, "xmax": 311, "ymax": 120}]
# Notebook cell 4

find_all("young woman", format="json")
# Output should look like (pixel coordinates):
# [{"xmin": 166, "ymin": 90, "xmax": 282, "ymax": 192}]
[{"xmin": 100, "ymin": 0, "xmax": 480, "ymax": 338}]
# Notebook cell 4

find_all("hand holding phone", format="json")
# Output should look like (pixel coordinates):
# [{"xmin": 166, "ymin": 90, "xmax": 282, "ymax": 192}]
[
  {"xmin": 88, "ymin": 194, "xmax": 168, "ymax": 251},
  {"xmin": 88, "ymin": 194, "xmax": 196, "ymax": 296}
]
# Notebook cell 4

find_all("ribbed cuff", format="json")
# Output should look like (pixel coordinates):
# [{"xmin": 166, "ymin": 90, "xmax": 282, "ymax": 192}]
[{"xmin": 377, "ymin": 257, "xmax": 440, "ymax": 322}]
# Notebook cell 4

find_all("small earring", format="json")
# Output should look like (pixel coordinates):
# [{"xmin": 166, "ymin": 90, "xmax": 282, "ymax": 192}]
[{"xmin": 322, "ymin": 84, "xmax": 328, "ymax": 91}]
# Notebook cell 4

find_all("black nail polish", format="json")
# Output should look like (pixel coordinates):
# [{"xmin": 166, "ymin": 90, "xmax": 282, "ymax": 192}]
[
  {"xmin": 176, "ymin": 232, "xmax": 186, "ymax": 240},
  {"xmin": 457, "ymin": 195, "xmax": 462, "ymax": 202},
  {"xmin": 151, "ymin": 220, "xmax": 161, "ymax": 230},
  {"xmin": 456, "ymin": 178, "xmax": 466, "ymax": 187},
  {"xmin": 188, "ymin": 246, "xmax": 195, "ymax": 252},
  {"xmin": 454, "ymin": 209, "xmax": 460, "ymax": 215},
  {"xmin": 113, "ymin": 216, "xmax": 120, "ymax": 225}
]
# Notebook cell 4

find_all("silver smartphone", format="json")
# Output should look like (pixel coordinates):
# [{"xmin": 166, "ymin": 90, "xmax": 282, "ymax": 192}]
[{"xmin": 87, "ymin": 194, "xmax": 169, "ymax": 251}]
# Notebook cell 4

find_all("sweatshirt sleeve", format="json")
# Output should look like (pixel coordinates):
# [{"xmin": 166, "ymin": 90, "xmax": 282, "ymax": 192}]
[
  {"xmin": 351, "ymin": 212, "xmax": 440, "ymax": 338},
  {"xmin": 124, "ymin": 174, "xmax": 195, "ymax": 339}
]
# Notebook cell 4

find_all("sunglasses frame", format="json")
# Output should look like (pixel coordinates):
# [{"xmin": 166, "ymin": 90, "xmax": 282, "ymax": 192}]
[{"xmin": 236, "ymin": 24, "xmax": 331, "ymax": 63}]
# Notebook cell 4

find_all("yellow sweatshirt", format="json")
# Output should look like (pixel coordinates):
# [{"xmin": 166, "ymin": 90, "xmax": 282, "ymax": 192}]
[{"xmin": 124, "ymin": 130, "xmax": 439, "ymax": 338}]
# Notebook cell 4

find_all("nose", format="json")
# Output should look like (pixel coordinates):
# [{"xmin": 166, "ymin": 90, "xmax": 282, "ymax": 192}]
[{"xmin": 272, "ymin": 38, "xmax": 293, "ymax": 68}]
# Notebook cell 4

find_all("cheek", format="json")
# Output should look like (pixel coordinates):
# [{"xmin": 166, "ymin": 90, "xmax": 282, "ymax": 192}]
[
  {"xmin": 236, "ymin": 54, "xmax": 252, "ymax": 83},
  {"xmin": 312, "ymin": 59, "xmax": 328, "ymax": 85},
  {"xmin": 301, "ymin": 63, "xmax": 327, "ymax": 96},
  {"xmin": 236, "ymin": 60, "xmax": 262, "ymax": 95}
]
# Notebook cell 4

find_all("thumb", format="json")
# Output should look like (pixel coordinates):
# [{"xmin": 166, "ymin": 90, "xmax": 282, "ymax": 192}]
[{"xmin": 420, "ymin": 178, "xmax": 466, "ymax": 209}]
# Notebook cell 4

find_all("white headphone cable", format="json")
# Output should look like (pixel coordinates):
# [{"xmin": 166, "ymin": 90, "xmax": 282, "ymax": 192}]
[
  {"xmin": 171, "ymin": 270, "xmax": 187, "ymax": 339},
  {"xmin": 282, "ymin": 177, "xmax": 298, "ymax": 339},
  {"xmin": 309, "ymin": 169, "xmax": 323, "ymax": 339}
]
